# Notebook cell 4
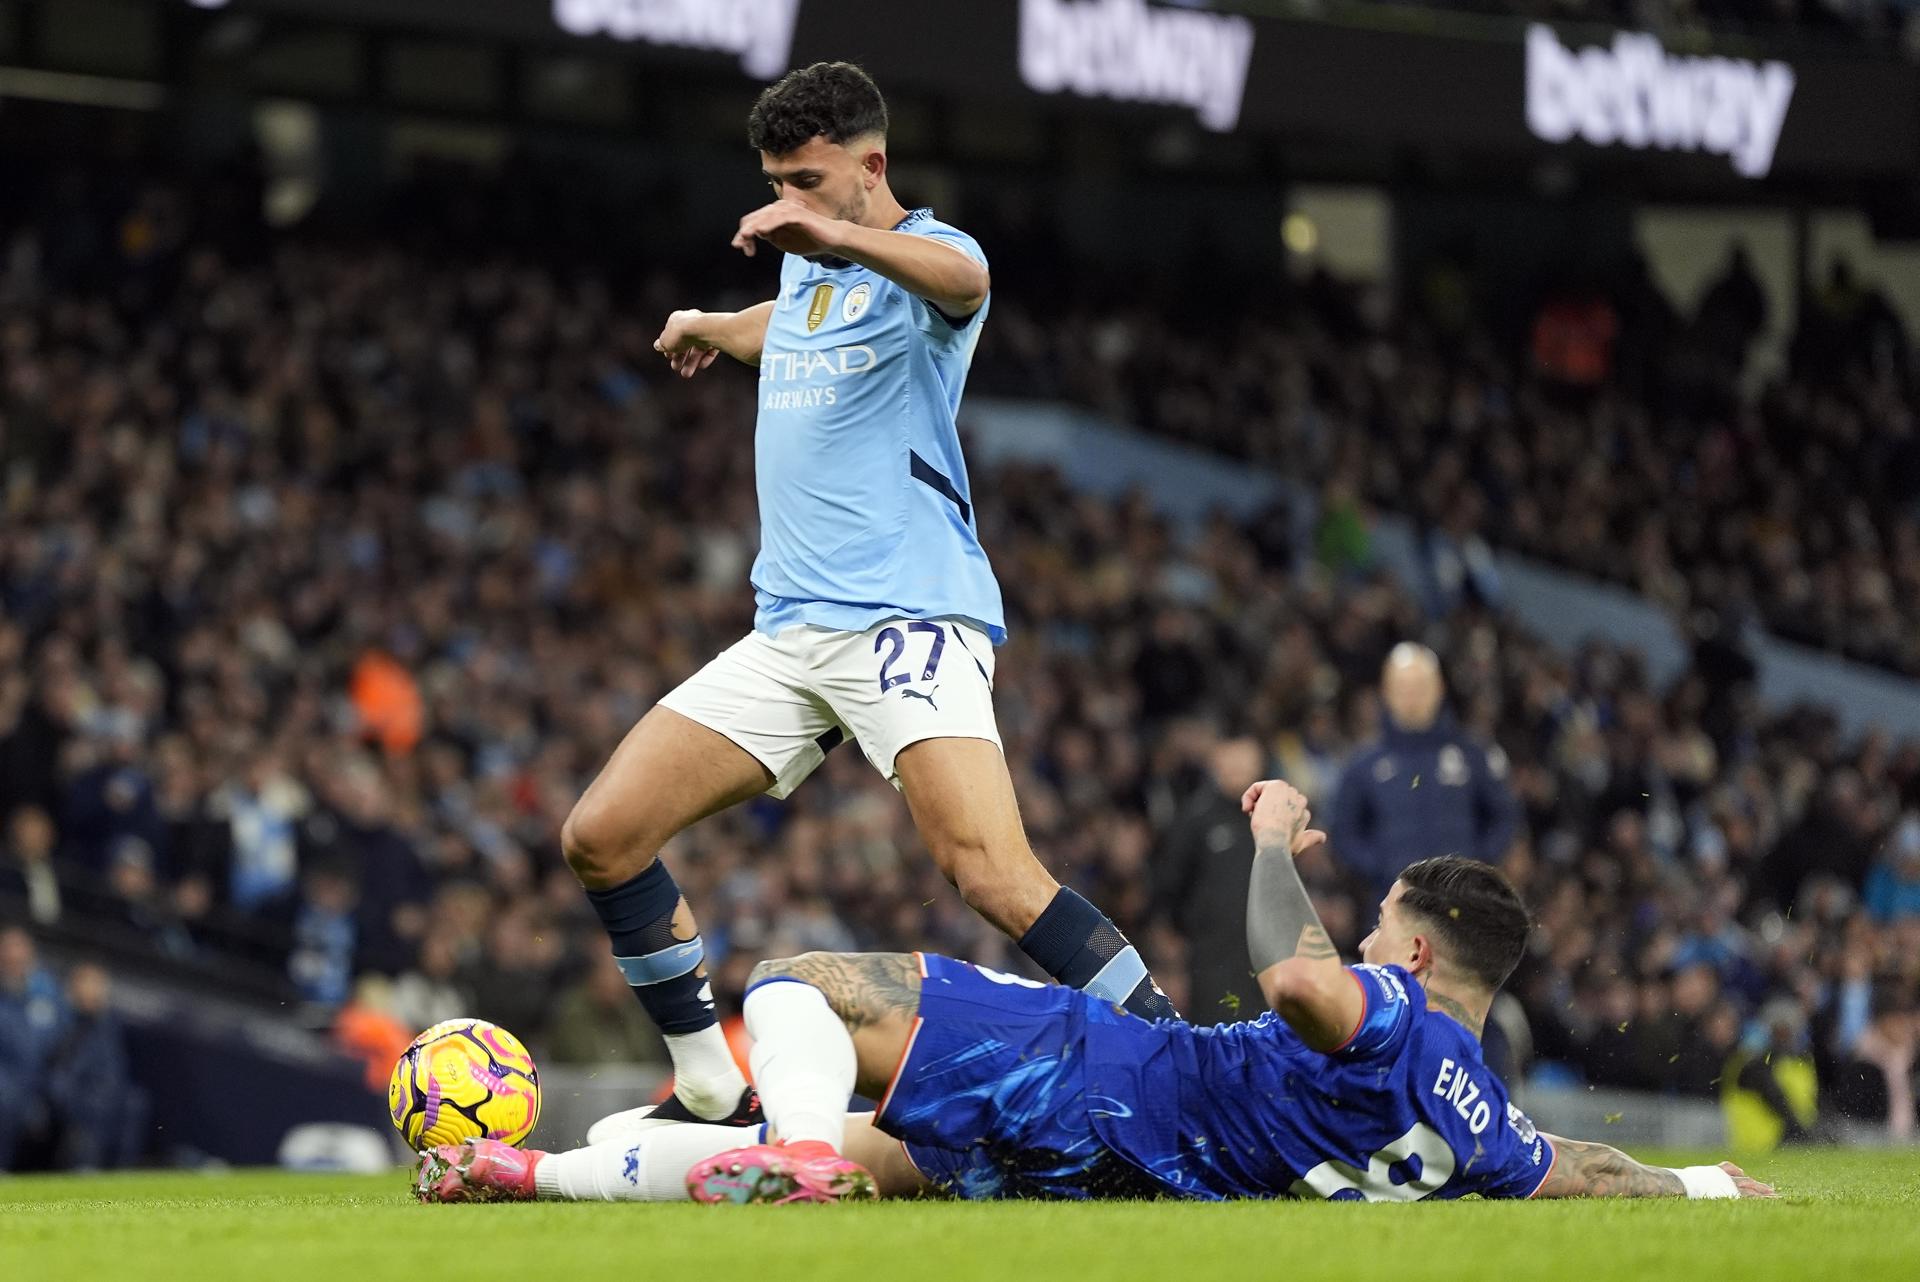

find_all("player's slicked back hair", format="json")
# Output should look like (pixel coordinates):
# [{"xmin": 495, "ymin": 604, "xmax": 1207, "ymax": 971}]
[
  {"xmin": 1396, "ymin": 856, "xmax": 1530, "ymax": 993},
  {"xmin": 748, "ymin": 61, "xmax": 888, "ymax": 156}
]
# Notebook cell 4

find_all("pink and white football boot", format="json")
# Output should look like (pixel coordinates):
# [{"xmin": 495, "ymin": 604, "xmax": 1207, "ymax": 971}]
[
  {"xmin": 686, "ymin": 1139, "xmax": 878, "ymax": 1205},
  {"xmin": 414, "ymin": 1138, "xmax": 544, "ymax": 1203}
]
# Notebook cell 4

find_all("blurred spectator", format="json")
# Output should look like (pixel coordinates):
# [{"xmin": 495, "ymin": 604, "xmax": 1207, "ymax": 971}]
[
  {"xmin": 332, "ymin": 976, "xmax": 416, "ymax": 1092},
  {"xmin": 2, "ymin": 807, "xmax": 62, "ymax": 926},
  {"xmin": 209, "ymin": 756, "xmax": 307, "ymax": 913},
  {"xmin": 60, "ymin": 721, "xmax": 162, "ymax": 875},
  {"xmin": 299, "ymin": 760, "xmax": 430, "ymax": 975},
  {"xmin": 349, "ymin": 651, "xmax": 425, "ymax": 758},
  {"xmin": 465, "ymin": 908, "xmax": 565, "ymax": 1043},
  {"xmin": 1531, "ymin": 289, "xmax": 1617, "ymax": 387},
  {"xmin": 1724, "ymin": 998, "xmax": 1822, "ymax": 1151},
  {"xmin": 546, "ymin": 949, "xmax": 669, "ymax": 1067},
  {"xmin": 1154, "ymin": 730, "xmax": 1266, "ymax": 1022},
  {"xmin": 1330, "ymin": 644, "xmax": 1518, "ymax": 900},
  {"xmin": 277, "ymin": 861, "xmax": 362, "ymax": 1010},
  {"xmin": 1794, "ymin": 257, "xmax": 1910, "ymax": 388},
  {"xmin": 1863, "ymin": 814, "xmax": 1920, "ymax": 923},
  {"xmin": 101, "ymin": 837, "xmax": 194, "ymax": 958},
  {"xmin": 1757, "ymin": 770, "xmax": 1881, "ymax": 911},
  {"xmin": 0, "ymin": 926, "xmax": 65, "ymax": 1170},
  {"xmin": 1695, "ymin": 243, "xmax": 1768, "ymax": 378},
  {"xmin": 43, "ymin": 963, "xmax": 138, "ymax": 1170},
  {"xmin": 389, "ymin": 931, "xmax": 472, "ymax": 1033},
  {"xmin": 1828, "ymin": 981, "xmax": 1917, "ymax": 1138}
]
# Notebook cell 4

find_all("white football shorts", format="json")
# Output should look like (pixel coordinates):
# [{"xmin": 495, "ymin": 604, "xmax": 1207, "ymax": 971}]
[{"xmin": 657, "ymin": 617, "xmax": 1001, "ymax": 797}]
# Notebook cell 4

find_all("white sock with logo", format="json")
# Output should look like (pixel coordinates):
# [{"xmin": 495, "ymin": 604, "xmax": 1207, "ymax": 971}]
[
  {"xmin": 533, "ymin": 1126, "xmax": 750, "ymax": 1202},
  {"xmin": 744, "ymin": 979, "xmax": 856, "ymax": 1151},
  {"xmin": 665, "ymin": 1025, "xmax": 749, "ymax": 1119}
]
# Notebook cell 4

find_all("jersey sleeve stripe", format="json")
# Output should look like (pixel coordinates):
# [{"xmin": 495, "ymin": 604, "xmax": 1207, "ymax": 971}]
[{"xmin": 1327, "ymin": 968, "xmax": 1372, "ymax": 1054}]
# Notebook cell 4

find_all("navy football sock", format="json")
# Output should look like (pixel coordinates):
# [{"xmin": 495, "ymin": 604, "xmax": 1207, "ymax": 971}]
[
  {"xmin": 1019, "ymin": 887, "xmax": 1178, "ymax": 1020},
  {"xmin": 585, "ymin": 861, "xmax": 715, "ymax": 1035}
]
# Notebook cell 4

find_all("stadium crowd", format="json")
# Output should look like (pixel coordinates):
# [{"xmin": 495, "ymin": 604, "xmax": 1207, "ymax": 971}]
[
  {"xmin": 0, "ymin": 184, "xmax": 1917, "ymax": 1170},
  {"xmin": 977, "ymin": 250, "xmax": 1920, "ymax": 675}
]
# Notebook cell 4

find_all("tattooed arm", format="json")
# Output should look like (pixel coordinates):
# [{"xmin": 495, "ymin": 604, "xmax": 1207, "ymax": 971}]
[
  {"xmin": 1533, "ymin": 1135, "xmax": 1776, "ymax": 1199},
  {"xmin": 1242, "ymin": 780, "xmax": 1358, "ymax": 1051}
]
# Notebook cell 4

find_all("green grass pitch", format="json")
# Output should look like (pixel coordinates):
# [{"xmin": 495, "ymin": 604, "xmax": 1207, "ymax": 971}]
[{"xmin": 3, "ymin": 1148, "xmax": 1917, "ymax": 1282}]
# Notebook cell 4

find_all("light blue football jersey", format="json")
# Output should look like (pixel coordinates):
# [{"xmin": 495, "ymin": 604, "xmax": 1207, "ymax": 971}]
[{"xmin": 751, "ymin": 209, "xmax": 1006, "ymax": 644}]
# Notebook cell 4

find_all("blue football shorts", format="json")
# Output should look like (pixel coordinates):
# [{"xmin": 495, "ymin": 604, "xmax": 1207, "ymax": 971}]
[{"xmin": 873, "ymin": 952, "xmax": 1165, "ymax": 1201}]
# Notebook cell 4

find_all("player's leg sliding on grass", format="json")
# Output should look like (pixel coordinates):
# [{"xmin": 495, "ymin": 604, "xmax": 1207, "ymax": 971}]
[
  {"xmin": 423, "ymin": 780, "xmax": 1774, "ymax": 1207},
  {"xmin": 558, "ymin": 60, "xmax": 1172, "ymax": 1138},
  {"xmin": 417, "ymin": 957, "xmax": 934, "ymax": 1205}
]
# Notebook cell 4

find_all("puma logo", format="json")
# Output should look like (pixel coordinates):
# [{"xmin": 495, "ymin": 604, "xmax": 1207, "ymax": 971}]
[{"xmin": 900, "ymin": 685, "xmax": 940, "ymax": 711}]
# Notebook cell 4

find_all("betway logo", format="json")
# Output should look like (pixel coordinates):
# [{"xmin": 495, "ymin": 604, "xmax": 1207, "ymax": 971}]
[
  {"xmin": 1525, "ymin": 24, "xmax": 1795, "ymax": 179},
  {"xmin": 553, "ymin": 0, "xmax": 801, "ymax": 80},
  {"xmin": 1019, "ymin": 0, "xmax": 1255, "ymax": 133}
]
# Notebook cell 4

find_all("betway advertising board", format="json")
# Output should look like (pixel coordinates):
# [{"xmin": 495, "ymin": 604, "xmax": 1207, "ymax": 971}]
[{"xmin": 183, "ymin": 0, "xmax": 1917, "ymax": 180}]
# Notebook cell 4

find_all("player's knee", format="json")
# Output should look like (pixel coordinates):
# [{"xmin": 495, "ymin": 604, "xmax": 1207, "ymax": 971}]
[
  {"xmin": 747, "ymin": 955, "xmax": 802, "ymax": 989},
  {"xmin": 942, "ymin": 842, "xmax": 1007, "ymax": 913},
  {"xmin": 747, "ymin": 952, "xmax": 845, "ymax": 994},
  {"xmin": 559, "ymin": 797, "xmax": 654, "ymax": 886}
]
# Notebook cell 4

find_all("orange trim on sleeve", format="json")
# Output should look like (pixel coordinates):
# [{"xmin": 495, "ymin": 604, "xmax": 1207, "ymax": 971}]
[
  {"xmin": 876, "ymin": 953, "xmax": 933, "ymax": 1122},
  {"xmin": 1326, "ymin": 967, "xmax": 1372, "ymax": 1054},
  {"xmin": 876, "ymin": 1016, "xmax": 926, "ymax": 1121}
]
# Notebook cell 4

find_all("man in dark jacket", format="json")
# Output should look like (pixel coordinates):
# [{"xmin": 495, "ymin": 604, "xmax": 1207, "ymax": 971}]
[
  {"xmin": 45, "ymin": 962, "xmax": 136, "ymax": 1169},
  {"xmin": 0, "ymin": 925, "xmax": 65, "ymax": 1170},
  {"xmin": 1331, "ymin": 644, "xmax": 1518, "ymax": 902},
  {"xmin": 1153, "ymin": 731, "xmax": 1267, "ymax": 1023}
]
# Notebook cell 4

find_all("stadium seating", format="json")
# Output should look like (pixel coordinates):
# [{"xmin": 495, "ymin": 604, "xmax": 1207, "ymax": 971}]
[{"xmin": 0, "ymin": 178, "xmax": 1916, "ymax": 1173}]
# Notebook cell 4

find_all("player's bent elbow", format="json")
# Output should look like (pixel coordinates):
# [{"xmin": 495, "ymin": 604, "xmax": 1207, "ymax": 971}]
[
  {"xmin": 947, "ymin": 267, "xmax": 989, "ymax": 317},
  {"xmin": 1260, "ymin": 959, "xmax": 1357, "ymax": 1053}
]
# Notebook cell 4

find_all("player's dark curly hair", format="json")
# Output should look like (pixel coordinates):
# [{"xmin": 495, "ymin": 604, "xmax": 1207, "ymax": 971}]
[
  {"xmin": 747, "ymin": 61, "xmax": 889, "ymax": 155},
  {"xmin": 1397, "ymin": 856, "xmax": 1530, "ymax": 993}
]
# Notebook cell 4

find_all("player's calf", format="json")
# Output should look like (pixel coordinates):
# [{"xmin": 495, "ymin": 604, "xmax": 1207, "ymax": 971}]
[
  {"xmin": 897, "ymin": 738, "xmax": 1176, "ymax": 1021},
  {"xmin": 562, "ymin": 714, "xmax": 778, "ymax": 1123}
]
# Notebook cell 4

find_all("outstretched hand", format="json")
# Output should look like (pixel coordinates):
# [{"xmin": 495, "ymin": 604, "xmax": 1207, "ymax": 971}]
[
  {"xmin": 1243, "ymin": 779, "xmax": 1327, "ymax": 857},
  {"xmin": 1719, "ymin": 1161, "xmax": 1778, "ymax": 1199}
]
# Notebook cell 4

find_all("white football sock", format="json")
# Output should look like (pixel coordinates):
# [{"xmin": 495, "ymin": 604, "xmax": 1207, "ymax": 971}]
[
  {"xmin": 744, "ymin": 980, "xmax": 855, "ymax": 1151},
  {"xmin": 533, "ymin": 1125, "xmax": 753, "ymax": 1202},
  {"xmin": 664, "ymin": 1025, "xmax": 750, "ymax": 1119}
]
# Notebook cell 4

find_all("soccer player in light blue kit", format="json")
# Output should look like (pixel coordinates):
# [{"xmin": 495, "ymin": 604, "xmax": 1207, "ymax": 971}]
[
  {"xmin": 564, "ymin": 62, "xmax": 1174, "ymax": 1142},
  {"xmin": 419, "ymin": 781, "xmax": 1776, "ymax": 1206}
]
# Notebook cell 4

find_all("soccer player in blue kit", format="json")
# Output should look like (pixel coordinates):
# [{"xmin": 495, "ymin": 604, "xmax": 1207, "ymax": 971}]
[
  {"xmin": 564, "ymin": 60, "xmax": 1175, "ymax": 1143},
  {"xmin": 418, "ymin": 781, "xmax": 1775, "ymax": 1206}
]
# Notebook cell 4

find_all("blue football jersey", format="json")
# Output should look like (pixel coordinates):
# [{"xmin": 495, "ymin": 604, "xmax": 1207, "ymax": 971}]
[
  {"xmin": 1080, "ymin": 963, "xmax": 1555, "ymax": 1201},
  {"xmin": 751, "ymin": 209, "xmax": 1005, "ymax": 644}
]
